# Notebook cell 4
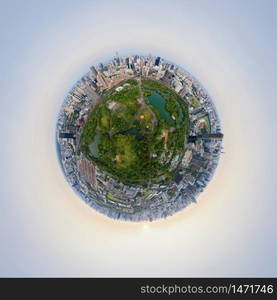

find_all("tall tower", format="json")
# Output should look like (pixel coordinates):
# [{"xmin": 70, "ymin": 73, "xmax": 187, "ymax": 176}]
[
  {"xmin": 200, "ymin": 133, "xmax": 224, "ymax": 140},
  {"xmin": 188, "ymin": 133, "xmax": 224, "ymax": 143},
  {"xmin": 155, "ymin": 56, "xmax": 161, "ymax": 66},
  {"xmin": 90, "ymin": 66, "xmax": 98, "ymax": 78},
  {"xmin": 115, "ymin": 51, "xmax": 120, "ymax": 66}
]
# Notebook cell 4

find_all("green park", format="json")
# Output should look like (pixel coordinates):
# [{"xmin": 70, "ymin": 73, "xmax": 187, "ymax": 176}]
[{"xmin": 79, "ymin": 77, "xmax": 189, "ymax": 185}]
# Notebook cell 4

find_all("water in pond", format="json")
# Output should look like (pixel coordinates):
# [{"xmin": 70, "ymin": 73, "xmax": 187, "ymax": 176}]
[
  {"xmin": 89, "ymin": 133, "xmax": 102, "ymax": 158},
  {"xmin": 147, "ymin": 92, "xmax": 183, "ymax": 125}
]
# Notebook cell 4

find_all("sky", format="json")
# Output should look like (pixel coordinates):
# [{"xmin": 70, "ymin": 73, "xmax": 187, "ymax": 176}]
[{"xmin": 0, "ymin": 0, "xmax": 277, "ymax": 277}]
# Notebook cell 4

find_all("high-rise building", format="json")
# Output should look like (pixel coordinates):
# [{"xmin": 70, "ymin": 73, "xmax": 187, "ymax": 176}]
[
  {"xmin": 69, "ymin": 91, "xmax": 84, "ymax": 101},
  {"xmin": 90, "ymin": 66, "xmax": 98, "ymax": 78},
  {"xmin": 200, "ymin": 133, "xmax": 224, "ymax": 140},
  {"xmin": 188, "ymin": 133, "xmax": 223, "ymax": 143},
  {"xmin": 59, "ymin": 132, "xmax": 75, "ymax": 139},
  {"xmin": 155, "ymin": 56, "xmax": 161, "ymax": 66},
  {"xmin": 125, "ymin": 57, "xmax": 130, "ymax": 68},
  {"xmin": 114, "ymin": 57, "xmax": 120, "ymax": 66},
  {"xmin": 98, "ymin": 63, "xmax": 104, "ymax": 71},
  {"xmin": 97, "ymin": 71, "xmax": 109, "ymax": 89},
  {"xmin": 89, "ymin": 80, "xmax": 98, "ymax": 91},
  {"xmin": 162, "ymin": 69, "xmax": 174, "ymax": 85}
]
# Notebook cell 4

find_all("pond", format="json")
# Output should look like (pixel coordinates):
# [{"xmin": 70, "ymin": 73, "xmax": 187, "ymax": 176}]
[{"xmin": 147, "ymin": 91, "xmax": 183, "ymax": 125}]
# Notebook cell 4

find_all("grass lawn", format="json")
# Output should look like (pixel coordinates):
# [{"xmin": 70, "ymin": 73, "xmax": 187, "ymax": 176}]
[
  {"xmin": 114, "ymin": 134, "xmax": 137, "ymax": 169},
  {"xmin": 100, "ymin": 114, "xmax": 110, "ymax": 129}
]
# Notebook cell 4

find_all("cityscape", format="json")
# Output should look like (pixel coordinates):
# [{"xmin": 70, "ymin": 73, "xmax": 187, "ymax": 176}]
[{"xmin": 56, "ymin": 54, "xmax": 223, "ymax": 221}]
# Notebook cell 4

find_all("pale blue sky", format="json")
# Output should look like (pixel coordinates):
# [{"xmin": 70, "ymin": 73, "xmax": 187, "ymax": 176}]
[{"xmin": 0, "ymin": 0, "xmax": 276, "ymax": 277}]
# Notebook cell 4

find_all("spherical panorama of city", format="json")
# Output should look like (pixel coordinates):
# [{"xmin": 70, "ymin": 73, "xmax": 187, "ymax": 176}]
[{"xmin": 56, "ymin": 54, "xmax": 223, "ymax": 222}]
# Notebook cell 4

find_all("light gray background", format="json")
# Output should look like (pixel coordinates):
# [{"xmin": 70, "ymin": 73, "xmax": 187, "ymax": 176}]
[{"xmin": 0, "ymin": 0, "xmax": 276, "ymax": 276}]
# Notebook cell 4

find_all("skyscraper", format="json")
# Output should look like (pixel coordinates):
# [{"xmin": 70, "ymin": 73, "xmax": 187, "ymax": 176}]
[
  {"xmin": 90, "ymin": 66, "xmax": 98, "ymax": 78},
  {"xmin": 98, "ymin": 63, "xmax": 104, "ymax": 71},
  {"xmin": 188, "ymin": 133, "xmax": 224, "ymax": 143},
  {"xmin": 155, "ymin": 56, "xmax": 161, "ymax": 66},
  {"xmin": 200, "ymin": 133, "xmax": 224, "ymax": 140},
  {"xmin": 125, "ymin": 57, "xmax": 130, "ymax": 68}
]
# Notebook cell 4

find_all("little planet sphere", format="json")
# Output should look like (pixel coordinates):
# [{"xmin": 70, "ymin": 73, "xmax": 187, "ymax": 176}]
[{"xmin": 56, "ymin": 54, "xmax": 223, "ymax": 222}]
